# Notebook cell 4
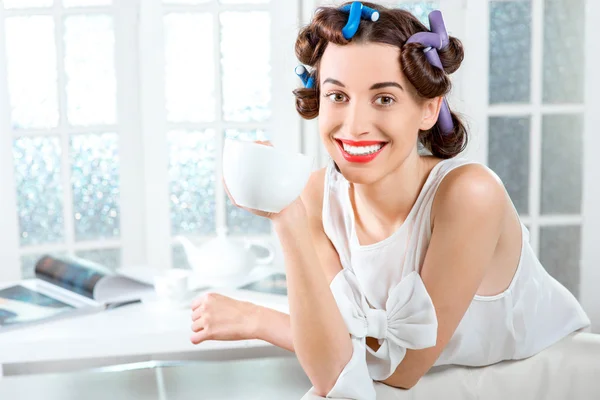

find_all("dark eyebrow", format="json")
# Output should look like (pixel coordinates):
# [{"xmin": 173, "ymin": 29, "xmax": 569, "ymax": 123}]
[
  {"xmin": 369, "ymin": 82, "xmax": 404, "ymax": 91},
  {"xmin": 323, "ymin": 78, "xmax": 345, "ymax": 87},
  {"xmin": 322, "ymin": 78, "xmax": 403, "ymax": 91}
]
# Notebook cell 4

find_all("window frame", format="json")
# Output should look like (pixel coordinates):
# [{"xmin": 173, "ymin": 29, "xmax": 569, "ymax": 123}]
[{"xmin": 0, "ymin": 0, "xmax": 301, "ymax": 281}]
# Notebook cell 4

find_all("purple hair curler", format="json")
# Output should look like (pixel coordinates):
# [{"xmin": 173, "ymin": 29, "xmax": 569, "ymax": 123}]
[{"xmin": 406, "ymin": 10, "xmax": 454, "ymax": 135}]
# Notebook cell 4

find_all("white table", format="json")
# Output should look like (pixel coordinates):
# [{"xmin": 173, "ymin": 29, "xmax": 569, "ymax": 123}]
[
  {"xmin": 0, "ymin": 287, "xmax": 291, "ymax": 377},
  {"xmin": 0, "ymin": 357, "xmax": 313, "ymax": 400}
]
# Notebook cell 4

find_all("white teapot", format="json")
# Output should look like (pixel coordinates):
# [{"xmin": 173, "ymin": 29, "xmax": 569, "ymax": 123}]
[{"xmin": 174, "ymin": 227, "xmax": 275, "ymax": 287}]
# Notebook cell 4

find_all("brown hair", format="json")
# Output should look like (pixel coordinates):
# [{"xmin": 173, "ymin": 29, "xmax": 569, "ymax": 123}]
[{"xmin": 293, "ymin": 2, "xmax": 468, "ymax": 159}]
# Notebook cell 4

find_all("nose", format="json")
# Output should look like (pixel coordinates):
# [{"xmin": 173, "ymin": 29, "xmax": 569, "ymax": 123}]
[{"xmin": 344, "ymin": 100, "xmax": 371, "ymax": 139}]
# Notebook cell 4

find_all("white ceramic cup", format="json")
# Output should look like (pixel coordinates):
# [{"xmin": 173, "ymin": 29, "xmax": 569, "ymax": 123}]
[
  {"xmin": 153, "ymin": 268, "xmax": 190, "ymax": 302},
  {"xmin": 223, "ymin": 139, "xmax": 314, "ymax": 213}
]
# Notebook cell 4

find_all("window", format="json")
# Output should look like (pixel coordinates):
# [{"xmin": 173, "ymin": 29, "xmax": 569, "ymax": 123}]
[
  {"xmin": 0, "ymin": 0, "xmax": 299, "ymax": 281},
  {"xmin": 458, "ymin": 0, "xmax": 600, "ymax": 327}
]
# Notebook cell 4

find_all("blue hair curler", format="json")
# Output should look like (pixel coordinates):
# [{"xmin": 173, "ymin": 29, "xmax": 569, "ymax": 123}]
[
  {"xmin": 340, "ymin": 2, "xmax": 380, "ymax": 40},
  {"xmin": 295, "ymin": 65, "xmax": 314, "ymax": 89}
]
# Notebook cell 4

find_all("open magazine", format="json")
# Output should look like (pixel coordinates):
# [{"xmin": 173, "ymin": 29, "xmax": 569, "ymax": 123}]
[{"xmin": 0, "ymin": 254, "xmax": 153, "ymax": 332}]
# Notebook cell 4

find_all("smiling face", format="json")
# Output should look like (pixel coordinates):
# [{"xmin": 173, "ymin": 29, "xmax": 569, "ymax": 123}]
[{"xmin": 318, "ymin": 42, "xmax": 440, "ymax": 184}]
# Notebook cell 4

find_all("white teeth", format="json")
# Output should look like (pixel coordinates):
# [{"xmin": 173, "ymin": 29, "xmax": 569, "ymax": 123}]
[{"xmin": 342, "ymin": 142, "xmax": 384, "ymax": 155}]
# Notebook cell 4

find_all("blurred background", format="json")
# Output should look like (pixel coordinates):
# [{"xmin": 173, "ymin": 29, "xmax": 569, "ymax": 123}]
[{"xmin": 0, "ymin": 0, "xmax": 597, "ymax": 331}]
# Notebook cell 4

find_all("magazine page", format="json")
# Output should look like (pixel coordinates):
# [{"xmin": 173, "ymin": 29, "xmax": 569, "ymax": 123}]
[
  {"xmin": 34, "ymin": 254, "xmax": 153, "ymax": 304},
  {"xmin": 34, "ymin": 254, "xmax": 111, "ymax": 300},
  {"xmin": 0, "ymin": 280, "xmax": 102, "ymax": 332},
  {"xmin": 93, "ymin": 275, "xmax": 155, "ymax": 304}
]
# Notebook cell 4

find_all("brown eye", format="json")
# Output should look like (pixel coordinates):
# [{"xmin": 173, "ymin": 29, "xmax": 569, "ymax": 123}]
[
  {"xmin": 375, "ymin": 96, "xmax": 395, "ymax": 106},
  {"xmin": 326, "ymin": 93, "xmax": 347, "ymax": 103}
]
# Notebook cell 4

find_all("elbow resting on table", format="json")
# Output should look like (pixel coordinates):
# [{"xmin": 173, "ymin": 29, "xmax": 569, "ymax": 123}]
[
  {"xmin": 382, "ymin": 371, "xmax": 422, "ymax": 390},
  {"xmin": 308, "ymin": 351, "xmax": 354, "ymax": 397}
]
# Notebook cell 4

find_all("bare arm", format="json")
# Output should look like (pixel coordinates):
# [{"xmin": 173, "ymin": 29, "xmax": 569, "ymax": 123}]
[
  {"xmin": 253, "ymin": 306, "xmax": 294, "ymax": 352},
  {"xmin": 270, "ymin": 169, "xmax": 352, "ymax": 395},
  {"xmin": 382, "ymin": 164, "xmax": 507, "ymax": 389},
  {"xmin": 192, "ymin": 168, "xmax": 354, "ymax": 395}
]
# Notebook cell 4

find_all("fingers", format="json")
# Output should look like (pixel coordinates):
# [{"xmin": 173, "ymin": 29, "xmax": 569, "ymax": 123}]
[
  {"xmin": 191, "ymin": 305, "xmax": 203, "ymax": 322},
  {"xmin": 190, "ymin": 328, "xmax": 209, "ymax": 345},
  {"xmin": 191, "ymin": 292, "xmax": 218, "ymax": 311},
  {"xmin": 191, "ymin": 315, "xmax": 204, "ymax": 332},
  {"xmin": 190, "ymin": 313, "xmax": 213, "ymax": 344},
  {"xmin": 190, "ymin": 293, "xmax": 218, "ymax": 343}
]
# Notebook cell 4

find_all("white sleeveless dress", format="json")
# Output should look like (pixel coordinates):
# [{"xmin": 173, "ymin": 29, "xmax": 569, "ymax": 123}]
[{"xmin": 322, "ymin": 157, "xmax": 591, "ymax": 399}]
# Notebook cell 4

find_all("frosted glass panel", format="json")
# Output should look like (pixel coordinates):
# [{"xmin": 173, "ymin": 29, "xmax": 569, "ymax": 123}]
[
  {"xmin": 63, "ymin": 0, "xmax": 111, "ymax": 6},
  {"xmin": 398, "ymin": 2, "xmax": 439, "ymax": 27},
  {"xmin": 543, "ymin": 0, "xmax": 584, "ymax": 104},
  {"xmin": 75, "ymin": 248, "xmax": 121, "ymax": 271},
  {"xmin": 169, "ymin": 130, "xmax": 217, "ymax": 235},
  {"xmin": 489, "ymin": 1, "xmax": 531, "ymax": 104},
  {"xmin": 164, "ymin": 13, "xmax": 215, "ymax": 123},
  {"xmin": 71, "ymin": 133, "xmax": 120, "ymax": 241},
  {"xmin": 5, "ymin": 17, "xmax": 59, "ymax": 130},
  {"xmin": 540, "ymin": 225, "xmax": 581, "ymax": 298},
  {"xmin": 488, "ymin": 117, "xmax": 530, "ymax": 215},
  {"xmin": 541, "ymin": 114, "xmax": 582, "ymax": 214},
  {"xmin": 13, "ymin": 137, "xmax": 64, "ymax": 246},
  {"xmin": 4, "ymin": 0, "xmax": 52, "ymax": 8},
  {"xmin": 221, "ymin": 12, "xmax": 271, "ymax": 122},
  {"xmin": 224, "ymin": 130, "xmax": 271, "ymax": 235},
  {"xmin": 64, "ymin": 15, "xmax": 117, "ymax": 126}
]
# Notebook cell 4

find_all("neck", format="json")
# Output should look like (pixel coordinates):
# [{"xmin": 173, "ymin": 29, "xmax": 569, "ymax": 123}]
[{"xmin": 351, "ymin": 152, "xmax": 433, "ymax": 231}]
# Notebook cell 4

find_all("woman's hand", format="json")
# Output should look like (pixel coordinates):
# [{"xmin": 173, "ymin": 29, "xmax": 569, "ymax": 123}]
[
  {"xmin": 223, "ymin": 140, "xmax": 304, "ymax": 221},
  {"xmin": 190, "ymin": 292, "xmax": 261, "ymax": 344}
]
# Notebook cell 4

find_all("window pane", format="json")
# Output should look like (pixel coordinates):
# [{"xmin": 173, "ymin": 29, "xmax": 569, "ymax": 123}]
[
  {"xmin": 63, "ymin": 0, "xmax": 111, "ymax": 6},
  {"xmin": 71, "ymin": 133, "xmax": 120, "ymax": 241},
  {"xmin": 64, "ymin": 15, "xmax": 117, "ymax": 126},
  {"xmin": 224, "ymin": 130, "xmax": 271, "ymax": 235},
  {"xmin": 489, "ymin": 1, "xmax": 531, "ymax": 104},
  {"xmin": 169, "ymin": 130, "xmax": 217, "ymax": 236},
  {"xmin": 164, "ymin": 13, "xmax": 215, "ymax": 123},
  {"xmin": 398, "ymin": 2, "xmax": 439, "ymax": 27},
  {"xmin": 541, "ymin": 114, "xmax": 583, "ymax": 214},
  {"xmin": 13, "ymin": 137, "xmax": 64, "ymax": 246},
  {"xmin": 488, "ymin": 117, "xmax": 530, "ymax": 215},
  {"xmin": 4, "ymin": 0, "xmax": 52, "ymax": 8},
  {"xmin": 540, "ymin": 225, "xmax": 581, "ymax": 298},
  {"xmin": 75, "ymin": 248, "xmax": 121, "ymax": 271},
  {"xmin": 221, "ymin": 12, "xmax": 271, "ymax": 122},
  {"xmin": 5, "ymin": 17, "xmax": 59, "ymax": 129},
  {"xmin": 543, "ymin": 0, "xmax": 584, "ymax": 104}
]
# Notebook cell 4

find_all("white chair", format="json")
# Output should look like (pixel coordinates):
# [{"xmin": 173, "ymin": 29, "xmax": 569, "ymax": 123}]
[{"xmin": 302, "ymin": 332, "xmax": 600, "ymax": 400}]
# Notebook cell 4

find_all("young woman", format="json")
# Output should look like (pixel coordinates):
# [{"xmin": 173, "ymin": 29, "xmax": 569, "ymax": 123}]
[{"xmin": 190, "ymin": 2, "xmax": 590, "ymax": 398}]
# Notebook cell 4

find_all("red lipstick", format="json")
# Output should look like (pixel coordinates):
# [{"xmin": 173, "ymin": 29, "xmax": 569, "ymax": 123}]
[{"xmin": 335, "ymin": 138, "xmax": 387, "ymax": 164}]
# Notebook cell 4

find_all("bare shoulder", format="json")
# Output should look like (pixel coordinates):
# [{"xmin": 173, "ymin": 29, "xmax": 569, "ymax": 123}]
[
  {"xmin": 300, "ymin": 167, "xmax": 327, "ymax": 220},
  {"xmin": 432, "ymin": 163, "xmax": 507, "ymax": 225}
]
